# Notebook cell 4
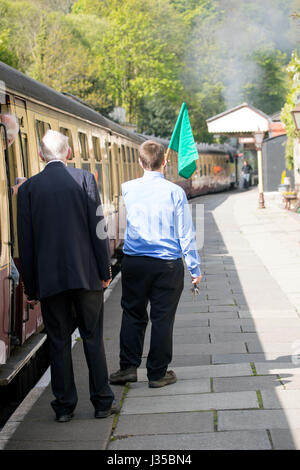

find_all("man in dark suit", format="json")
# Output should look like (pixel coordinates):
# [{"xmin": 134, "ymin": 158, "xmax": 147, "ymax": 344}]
[{"xmin": 17, "ymin": 129, "xmax": 116, "ymax": 422}]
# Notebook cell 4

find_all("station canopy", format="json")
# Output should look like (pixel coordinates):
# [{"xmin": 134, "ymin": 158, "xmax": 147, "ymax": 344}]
[{"xmin": 206, "ymin": 103, "xmax": 284, "ymax": 149}]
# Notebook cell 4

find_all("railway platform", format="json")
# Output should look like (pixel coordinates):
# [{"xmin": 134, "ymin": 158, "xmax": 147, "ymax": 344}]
[{"xmin": 1, "ymin": 187, "xmax": 300, "ymax": 450}]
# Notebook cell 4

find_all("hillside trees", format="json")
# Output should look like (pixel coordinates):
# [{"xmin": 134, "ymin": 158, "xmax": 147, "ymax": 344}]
[{"xmin": 0, "ymin": 0, "xmax": 298, "ymax": 141}]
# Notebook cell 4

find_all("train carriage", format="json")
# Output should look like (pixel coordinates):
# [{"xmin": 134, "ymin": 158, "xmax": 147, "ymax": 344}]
[{"xmin": 0, "ymin": 61, "xmax": 237, "ymax": 387}]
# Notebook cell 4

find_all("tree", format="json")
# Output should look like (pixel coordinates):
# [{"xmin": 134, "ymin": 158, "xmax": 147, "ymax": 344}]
[
  {"xmin": 75, "ymin": 0, "xmax": 186, "ymax": 122},
  {"xmin": 137, "ymin": 94, "xmax": 178, "ymax": 138},
  {"xmin": 0, "ymin": 28, "xmax": 18, "ymax": 67},
  {"xmin": 281, "ymin": 51, "xmax": 300, "ymax": 169},
  {"xmin": 0, "ymin": 0, "xmax": 42, "ymax": 72},
  {"xmin": 27, "ymin": 12, "xmax": 110, "ymax": 112},
  {"xmin": 243, "ymin": 49, "xmax": 288, "ymax": 115}
]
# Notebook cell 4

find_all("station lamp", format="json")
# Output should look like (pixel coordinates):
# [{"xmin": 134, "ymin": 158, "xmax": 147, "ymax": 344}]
[{"xmin": 254, "ymin": 128, "xmax": 265, "ymax": 209}]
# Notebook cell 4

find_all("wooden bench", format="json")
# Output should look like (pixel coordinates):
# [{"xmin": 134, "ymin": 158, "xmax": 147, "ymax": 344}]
[{"xmin": 282, "ymin": 194, "xmax": 299, "ymax": 210}]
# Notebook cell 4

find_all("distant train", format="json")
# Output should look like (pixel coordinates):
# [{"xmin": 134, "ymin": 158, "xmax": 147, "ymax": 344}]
[{"xmin": 0, "ymin": 61, "xmax": 237, "ymax": 385}]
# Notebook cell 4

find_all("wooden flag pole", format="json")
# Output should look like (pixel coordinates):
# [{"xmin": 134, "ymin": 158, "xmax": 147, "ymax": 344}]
[{"xmin": 164, "ymin": 147, "xmax": 171, "ymax": 163}]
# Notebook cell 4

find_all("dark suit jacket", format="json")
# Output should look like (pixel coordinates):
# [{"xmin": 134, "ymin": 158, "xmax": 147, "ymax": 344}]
[{"xmin": 17, "ymin": 161, "xmax": 112, "ymax": 300}]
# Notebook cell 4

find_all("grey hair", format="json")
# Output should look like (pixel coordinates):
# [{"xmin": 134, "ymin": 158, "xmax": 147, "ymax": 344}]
[
  {"xmin": 40, "ymin": 129, "xmax": 69, "ymax": 162},
  {"xmin": 0, "ymin": 114, "xmax": 19, "ymax": 143}
]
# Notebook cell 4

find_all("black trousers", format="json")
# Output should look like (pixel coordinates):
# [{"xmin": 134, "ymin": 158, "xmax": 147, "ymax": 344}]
[
  {"xmin": 41, "ymin": 289, "xmax": 114, "ymax": 415},
  {"xmin": 120, "ymin": 255, "xmax": 184, "ymax": 381}
]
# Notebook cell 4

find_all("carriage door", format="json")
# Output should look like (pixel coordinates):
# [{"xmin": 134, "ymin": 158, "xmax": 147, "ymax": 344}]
[
  {"xmin": 11, "ymin": 97, "xmax": 42, "ymax": 345},
  {"xmin": 0, "ymin": 130, "xmax": 11, "ymax": 364}
]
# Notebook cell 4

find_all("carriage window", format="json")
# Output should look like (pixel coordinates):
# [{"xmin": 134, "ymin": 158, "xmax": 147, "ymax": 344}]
[
  {"xmin": 121, "ymin": 144, "xmax": 128, "ymax": 181},
  {"xmin": 60, "ymin": 127, "xmax": 74, "ymax": 157},
  {"xmin": 105, "ymin": 141, "xmax": 114, "ymax": 201},
  {"xmin": 92, "ymin": 136, "xmax": 102, "ymax": 162},
  {"xmin": 35, "ymin": 120, "xmax": 51, "ymax": 146},
  {"xmin": 95, "ymin": 163, "xmax": 103, "ymax": 199},
  {"xmin": 121, "ymin": 145, "xmax": 126, "ymax": 163},
  {"xmin": 19, "ymin": 133, "xmax": 29, "ymax": 178},
  {"xmin": 131, "ymin": 148, "xmax": 136, "ymax": 178},
  {"xmin": 126, "ymin": 147, "xmax": 132, "ymax": 179},
  {"xmin": 78, "ymin": 132, "xmax": 89, "ymax": 160},
  {"xmin": 115, "ymin": 146, "xmax": 120, "ymax": 195},
  {"xmin": 105, "ymin": 163, "xmax": 111, "ymax": 202},
  {"xmin": 208, "ymin": 164, "xmax": 211, "ymax": 175},
  {"xmin": 199, "ymin": 164, "xmax": 202, "ymax": 176},
  {"xmin": 204, "ymin": 165, "xmax": 207, "ymax": 176}
]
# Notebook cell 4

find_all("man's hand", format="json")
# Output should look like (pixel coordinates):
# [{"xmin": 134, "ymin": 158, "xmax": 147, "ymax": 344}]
[
  {"xmin": 25, "ymin": 298, "xmax": 37, "ymax": 307},
  {"xmin": 11, "ymin": 177, "xmax": 27, "ymax": 196},
  {"xmin": 191, "ymin": 275, "xmax": 202, "ymax": 285},
  {"xmin": 101, "ymin": 278, "xmax": 112, "ymax": 288}
]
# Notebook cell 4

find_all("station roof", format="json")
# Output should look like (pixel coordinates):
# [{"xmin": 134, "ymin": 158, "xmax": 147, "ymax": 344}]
[{"xmin": 206, "ymin": 102, "xmax": 271, "ymax": 135}]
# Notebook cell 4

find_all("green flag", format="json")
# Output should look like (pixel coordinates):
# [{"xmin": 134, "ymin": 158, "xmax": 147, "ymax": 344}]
[{"xmin": 168, "ymin": 102, "xmax": 198, "ymax": 179}]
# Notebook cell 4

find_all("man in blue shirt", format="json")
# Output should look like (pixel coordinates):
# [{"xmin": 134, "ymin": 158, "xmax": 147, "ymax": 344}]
[{"xmin": 110, "ymin": 140, "xmax": 201, "ymax": 388}]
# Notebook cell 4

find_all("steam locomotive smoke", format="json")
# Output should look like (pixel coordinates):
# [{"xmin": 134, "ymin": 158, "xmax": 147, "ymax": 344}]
[{"xmin": 185, "ymin": 0, "xmax": 297, "ymax": 109}]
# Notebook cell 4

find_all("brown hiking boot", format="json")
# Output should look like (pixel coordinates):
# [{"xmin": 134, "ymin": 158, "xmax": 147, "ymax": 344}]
[
  {"xmin": 148, "ymin": 370, "xmax": 177, "ymax": 388},
  {"xmin": 109, "ymin": 366, "xmax": 137, "ymax": 385}
]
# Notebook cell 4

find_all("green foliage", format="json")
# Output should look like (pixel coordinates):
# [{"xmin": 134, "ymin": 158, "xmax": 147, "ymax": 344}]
[
  {"xmin": 280, "ymin": 51, "xmax": 300, "ymax": 170},
  {"xmin": 137, "ymin": 94, "xmax": 178, "ymax": 138},
  {"xmin": 0, "ymin": 0, "xmax": 299, "ymax": 143},
  {"xmin": 0, "ymin": 28, "xmax": 18, "ymax": 67},
  {"xmin": 89, "ymin": 0, "xmax": 185, "ymax": 122},
  {"xmin": 243, "ymin": 49, "xmax": 288, "ymax": 115}
]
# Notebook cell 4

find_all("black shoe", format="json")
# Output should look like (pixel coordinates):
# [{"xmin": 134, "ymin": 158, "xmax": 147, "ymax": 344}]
[
  {"xmin": 55, "ymin": 412, "xmax": 74, "ymax": 423},
  {"xmin": 95, "ymin": 401, "xmax": 119, "ymax": 419},
  {"xmin": 109, "ymin": 366, "xmax": 137, "ymax": 385},
  {"xmin": 148, "ymin": 370, "xmax": 177, "ymax": 388}
]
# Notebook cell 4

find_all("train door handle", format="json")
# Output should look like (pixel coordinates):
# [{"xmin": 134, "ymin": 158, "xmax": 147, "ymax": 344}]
[
  {"xmin": 23, "ymin": 301, "xmax": 35, "ymax": 323},
  {"xmin": 23, "ymin": 303, "xmax": 30, "ymax": 323}
]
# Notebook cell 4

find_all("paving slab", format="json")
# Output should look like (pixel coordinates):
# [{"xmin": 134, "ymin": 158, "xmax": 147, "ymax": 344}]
[
  {"xmin": 254, "ymin": 363, "xmax": 300, "ymax": 376},
  {"xmin": 212, "ymin": 353, "xmax": 294, "ymax": 364},
  {"xmin": 280, "ymin": 376, "xmax": 300, "ymax": 389},
  {"xmin": 152, "ymin": 355, "xmax": 212, "ymax": 367},
  {"xmin": 247, "ymin": 341, "xmax": 297, "ymax": 354},
  {"xmin": 208, "ymin": 306, "xmax": 239, "ymax": 312},
  {"xmin": 238, "ymin": 308, "xmax": 299, "ymax": 318},
  {"xmin": 2, "ymin": 440, "xmax": 105, "ymax": 450},
  {"xmin": 213, "ymin": 375, "xmax": 284, "ymax": 393},
  {"xmin": 270, "ymin": 429, "xmax": 300, "ymax": 450},
  {"xmin": 162, "ymin": 342, "xmax": 246, "ymax": 356},
  {"xmin": 176, "ymin": 311, "xmax": 240, "ymax": 320},
  {"xmin": 137, "ymin": 363, "xmax": 253, "ymax": 381},
  {"xmin": 261, "ymin": 389, "xmax": 300, "ymax": 409},
  {"xmin": 176, "ymin": 306, "xmax": 210, "ymax": 314},
  {"xmin": 238, "ymin": 309, "xmax": 299, "ymax": 318},
  {"xmin": 109, "ymin": 430, "xmax": 272, "ymax": 450},
  {"xmin": 120, "ymin": 391, "xmax": 259, "ymax": 415},
  {"xmin": 174, "ymin": 319, "xmax": 209, "ymax": 328},
  {"xmin": 174, "ymin": 326, "xmax": 242, "ymax": 336},
  {"xmin": 218, "ymin": 409, "xmax": 300, "ymax": 431},
  {"xmin": 210, "ymin": 318, "xmax": 300, "ymax": 329},
  {"xmin": 173, "ymin": 334, "xmax": 211, "ymax": 344},
  {"xmin": 126, "ymin": 379, "xmax": 211, "ymax": 397},
  {"xmin": 212, "ymin": 332, "xmax": 300, "ymax": 343},
  {"xmin": 114, "ymin": 411, "xmax": 214, "ymax": 436}
]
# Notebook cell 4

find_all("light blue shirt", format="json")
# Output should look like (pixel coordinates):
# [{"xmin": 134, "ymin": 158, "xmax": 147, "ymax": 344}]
[{"xmin": 122, "ymin": 171, "xmax": 201, "ymax": 277}]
